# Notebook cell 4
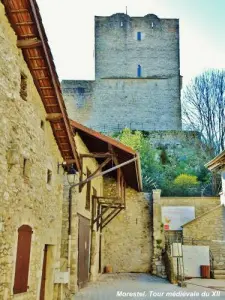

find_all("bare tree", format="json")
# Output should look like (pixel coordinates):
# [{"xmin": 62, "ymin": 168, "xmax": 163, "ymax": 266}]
[{"xmin": 182, "ymin": 69, "xmax": 225, "ymax": 155}]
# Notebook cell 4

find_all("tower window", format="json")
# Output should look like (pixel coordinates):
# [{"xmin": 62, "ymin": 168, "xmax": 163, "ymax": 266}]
[
  {"xmin": 137, "ymin": 65, "xmax": 142, "ymax": 77},
  {"xmin": 137, "ymin": 32, "xmax": 142, "ymax": 41}
]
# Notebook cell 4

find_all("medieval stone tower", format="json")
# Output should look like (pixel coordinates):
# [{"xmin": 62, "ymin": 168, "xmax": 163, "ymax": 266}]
[{"xmin": 62, "ymin": 13, "xmax": 182, "ymax": 133}]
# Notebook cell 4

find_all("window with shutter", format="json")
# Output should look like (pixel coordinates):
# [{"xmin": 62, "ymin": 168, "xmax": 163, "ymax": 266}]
[{"xmin": 13, "ymin": 225, "xmax": 33, "ymax": 294}]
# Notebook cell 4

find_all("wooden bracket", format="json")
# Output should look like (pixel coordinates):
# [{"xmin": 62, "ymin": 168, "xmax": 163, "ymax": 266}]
[
  {"xmin": 17, "ymin": 38, "xmax": 42, "ymax": 49},
  {"xmin": 79, "ymin": 155, "xmax": 112, "ymax": 192},
  {"xmin": 46, "ymin": 113, "xmax": 63, "ymax": 121}
]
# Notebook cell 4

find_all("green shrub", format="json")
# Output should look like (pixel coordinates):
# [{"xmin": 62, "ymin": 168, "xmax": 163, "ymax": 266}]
[{"xmin": 174, "ymin": 174, "xmax": 199, "ymax": 186}]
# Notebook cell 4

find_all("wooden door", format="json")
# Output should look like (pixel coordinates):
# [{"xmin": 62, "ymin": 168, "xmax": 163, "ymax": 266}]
[
  {"xmin": 78, "ymin": 215, "xmax": 90, "ymax": 288},
  {"xmin": 40, "ymin": 245, "xmax": 47, "ymax": 300}
]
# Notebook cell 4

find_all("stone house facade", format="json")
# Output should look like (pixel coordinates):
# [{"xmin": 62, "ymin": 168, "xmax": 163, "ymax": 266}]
[
  {"xmin": 61, "ymin": 121, "xmax": 152, "ymax": 299},
  {"xmin": 0, "ymin": 1, "xmax": 80, "ymax": 299},
  {"xmin": 0, "ymin": 2, "xmax": 154, "ymax": 300},
  {"xmin": 62, "ymin": 13, "xmax": 182, "ymax": 133}
]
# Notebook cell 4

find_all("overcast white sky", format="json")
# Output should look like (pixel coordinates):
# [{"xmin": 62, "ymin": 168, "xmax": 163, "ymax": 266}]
[{"xmin": 37, "ymin": 0, "xmax": 225, "ymax": 86}]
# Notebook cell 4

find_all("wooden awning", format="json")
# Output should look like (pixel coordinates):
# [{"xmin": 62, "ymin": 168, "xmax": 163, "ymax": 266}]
[
  {"xmin": 70, "ymin": 120, "xmax": 143, "ymax": 191},
  {"xmin": 3, "ymin": 0, "xmax": 81, "ymax": 170},
  {"xmin": 205, "ymin": 150, "xmax": 225, "ymax": 172}
]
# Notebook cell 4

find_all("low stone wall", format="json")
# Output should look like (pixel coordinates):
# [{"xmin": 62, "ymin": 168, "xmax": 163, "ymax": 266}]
[
  {"xmin": 160, "ymin": 197, "xmax": 220, "ymax": 217},
  {"xmin": 102, "ymin": 178, "xmax": 153, "ymax": 273}
]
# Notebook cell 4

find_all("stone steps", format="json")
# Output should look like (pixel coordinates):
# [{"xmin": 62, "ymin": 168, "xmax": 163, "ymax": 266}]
[{"xmin": 214, "ymin": 270, "xmax": 225, "ymax": 279}]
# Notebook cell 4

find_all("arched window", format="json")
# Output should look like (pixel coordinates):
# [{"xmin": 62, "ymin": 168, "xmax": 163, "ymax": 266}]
[
  {"xmin": 137, "ymin": 65, "xmax": 142, "ymax": 77},
  {"xmin": 13, "ymin": 225, "xmax": 33, "ymax": 294}
]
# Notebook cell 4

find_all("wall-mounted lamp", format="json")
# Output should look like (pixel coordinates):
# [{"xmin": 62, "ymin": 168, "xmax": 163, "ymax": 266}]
[
  {"xmin": 67, "ymin": 164, "xmax": 77, "ymax": 186},
  {"xmin": 58, "ymin": 162, "xmax": 77, "ymax": 185}
]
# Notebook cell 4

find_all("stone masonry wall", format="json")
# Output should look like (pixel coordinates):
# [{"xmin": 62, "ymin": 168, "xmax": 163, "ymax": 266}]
[
  {"xmin": 0, "ymin": 3, "xmax": 63, "ymax": 299},
  {"xmin": 102, "ymin": 178, "xmax": 152, "ymax": 273},
  {"xmin": 183, "ymin": 206, "xmax": 225, "ymax": 270},
  {"xmin": 62, "ymin": 13, "xmax": 181, "ymax": 133},
  {"xmin": 61, "ymin": 133, "xmax": 103, "ymax": 296},
  {"xmin": 160, "ymin": 197, "xmax": 220, "ymax": 217}
]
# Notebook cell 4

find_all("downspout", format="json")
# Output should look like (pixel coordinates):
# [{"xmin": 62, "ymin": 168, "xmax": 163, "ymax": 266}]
[{"xmin": 67, "ymin": 187, "xmax": 73, "ymax": 289}]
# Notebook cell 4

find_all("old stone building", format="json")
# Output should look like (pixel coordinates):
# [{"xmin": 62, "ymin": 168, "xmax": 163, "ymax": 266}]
[
  {"xmin": 0, "ymin": 0, "xmax": 80, "ymax": 299},
  {"xmin": 0, "ymin": 3, "xmax": 152, "ymax": 298},
  {"xmin": 62, "ymin": 13, "xmax": 182, "ymax": 133},
  {"xmin": 60, "ymin": 121, "xmax": 152, "ymax": 298}
]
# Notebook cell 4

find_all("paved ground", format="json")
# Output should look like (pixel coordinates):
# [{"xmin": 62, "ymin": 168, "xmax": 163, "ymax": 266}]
[{"xmin": 73, "ymin": 273, "xmax": 225, "ymax": 300}]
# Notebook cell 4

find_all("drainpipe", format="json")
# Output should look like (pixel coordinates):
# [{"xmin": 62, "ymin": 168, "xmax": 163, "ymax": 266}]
[{"xmin": 67, "ymin": 187, "xmax": 73, "ymax": 289}]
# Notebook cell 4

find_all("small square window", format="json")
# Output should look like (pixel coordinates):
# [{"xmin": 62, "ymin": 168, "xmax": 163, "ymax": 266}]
[
  {"xmin": 20, "ymin": 73, "xmax": 27, "ymax": 101},
  {"xmin": 77, "ymin": 87, "xmax": 85, "ymax": 94},
  {"xmin": 137, "ymin": 32, "xmax": 141, "ymax": 41},
  {"xmin": 47, "ymin": 169, "xmax": 52, "ymax": 185}
]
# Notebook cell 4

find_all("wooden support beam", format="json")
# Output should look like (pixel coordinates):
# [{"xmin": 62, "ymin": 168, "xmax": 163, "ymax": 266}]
[
  {"xmin": 101, "ymin": 207, "xmax": 120, "ymax": 225},
  {"xmin": 40, "ymin": 86, "xmax": 53, "ymax": 90},
  {"xmin": 80, "ymin": 157, "xmax": 112, "ymax": 191},
  {"xmin": 37, "ymin": 77, "xmax": 49, "ymax": 80},
  {"xmin": 28, "ymin": 56, "xmax": 43, "ymax": 60},
  {"xmin": 102, "ymin": 208, "xmax": 123, "ymax": 229},
  {"xmin": 11, "ymin": 9, "xmax": 28, "ymax": 13},
  {"xmin": 32, "ymin": 67, "xmax": 48, "ymax": 70},
  {"xmin": 16, "ymin": 21, "xmax": 34, "ymax": 26},
  {"xmin": 96, "ymin": 202, "xmax": 123, "ymax": 206},
  {"xmin": 80, "ymin": 152, "xmax": 112, "ymax": 159},
  {"xmin": 17, "ymin": 39, "xmax": 42, "ymax": 49},
  {"xmin": 46, "ymin": 113, "xmax": 63, "ymax": 121},
  {"xmin": 45, "ymin": 104, "xmax": 58, "ymax": 107},
  {"xmin": 93, "ymin": 197, "xmax": 118, "ymax": 225}
]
